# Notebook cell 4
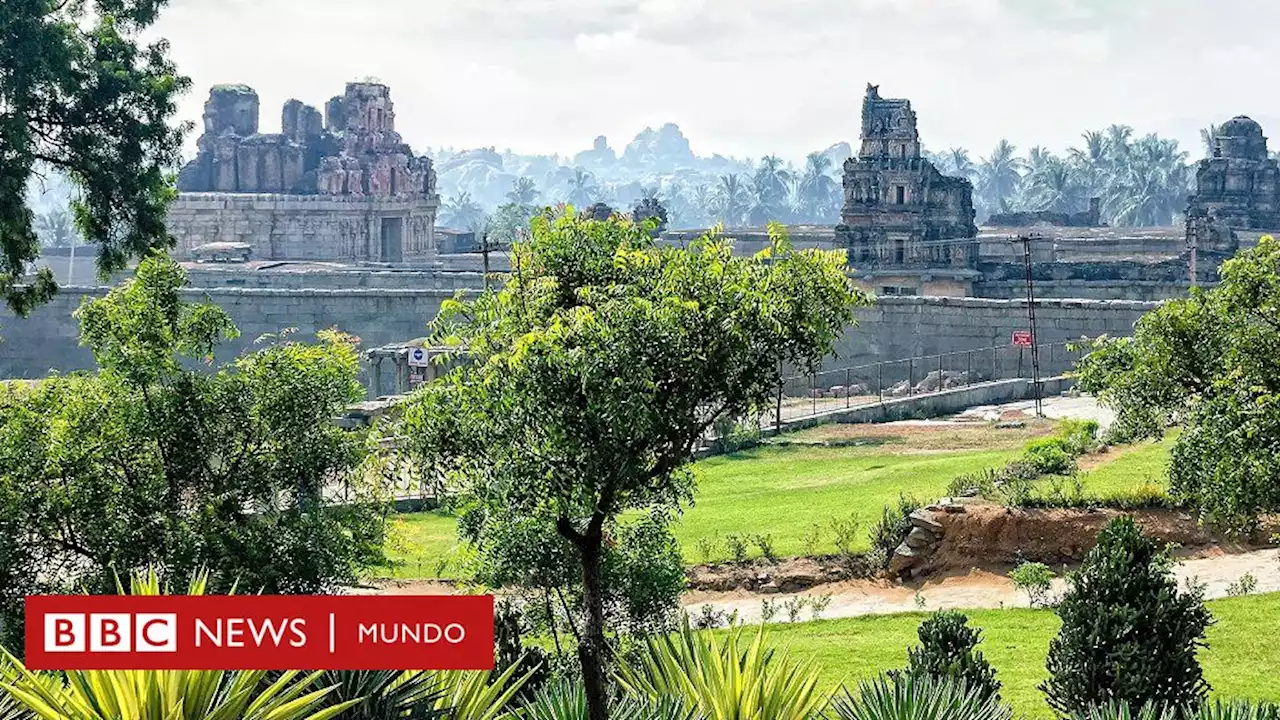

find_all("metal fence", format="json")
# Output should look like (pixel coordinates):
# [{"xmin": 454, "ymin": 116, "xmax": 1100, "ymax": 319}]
[
  {"xmin": 696, "ymin": 340, "xmax": 1092, "ymax": 449},
  {"xmin": 769, "ymin": 340, "xmax": 1084, "ymax": 426}
]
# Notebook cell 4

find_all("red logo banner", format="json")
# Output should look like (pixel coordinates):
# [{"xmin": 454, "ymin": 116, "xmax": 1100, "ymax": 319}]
[{"xmin": 24, "ymin": 595, "xmax": 494, "ymax": 671}]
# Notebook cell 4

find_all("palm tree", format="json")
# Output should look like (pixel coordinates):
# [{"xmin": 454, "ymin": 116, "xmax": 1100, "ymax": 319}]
[
  {"xmin": 1200, "ymin": 124, "xmax": 1221, "ymax": 158},
  {"xmin": 797, "ymin": 152, "xmax": 840, "ymax": 222},
  {"xmin": 1022, "ymin": 157, "xmax": 1086, "ymax": 213},
  {"xmin": 713, "ymin": 173, "xmax": 750, "ymax": 227},
  {"xmin": 747, "ymin": 156, "xmax": 792, "ymax": 225},
  {"xmin": 977, "ymin": 140, "xmax": 1025, "ymax": 218},
  {"xmin": 506, "ymin": 177, "xmax": 539, "ymax": 205},
  {"xmin": 440, "ymin": 191, "xmax": 486, "ymax": 230},
  {"xmin": 566, "ymin": 168, "xmax": 598, "ymax": 207},
  {"xmin": 1067, "ymin": 130, "xmax": 1110, "ymax": 197},
  {"xmin": 1103, "ymin": 134, "xmax": 1190, "ymax": 227},
  {"xmin": 946, "ymin": 148, "xmax": 977, "ymax": 183}
]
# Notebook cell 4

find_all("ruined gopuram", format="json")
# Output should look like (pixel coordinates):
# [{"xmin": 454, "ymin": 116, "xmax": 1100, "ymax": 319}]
[
  {"xmin": 1185, "ymin": 116, "xmax": 1280, "ymax": 257},
  {"xmin": 836, "ymin": 85, "xmax": 978, "ymax": 296},
  {"xmin": 169, "ymin": 82, "xmax": 439, "ymax": 263}
]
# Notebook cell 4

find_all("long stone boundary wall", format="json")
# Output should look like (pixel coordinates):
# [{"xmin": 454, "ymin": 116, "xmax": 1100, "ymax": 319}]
[
  {"xmin": 0, "ymin": 291, "xmax": 1158, "ymax": 385},
  {"xmin": 0, "ymin": 286, "xmax": 454, "ymax": 379}
]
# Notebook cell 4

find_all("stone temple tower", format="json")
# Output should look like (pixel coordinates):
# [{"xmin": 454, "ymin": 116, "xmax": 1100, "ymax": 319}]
[{"xmin": 838, "ymin": 84, "xmax": 978, "ymax": 280}]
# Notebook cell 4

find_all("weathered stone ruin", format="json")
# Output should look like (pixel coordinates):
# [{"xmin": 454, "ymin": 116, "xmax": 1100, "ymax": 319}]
[
  {"xmin": 1184, "ymin": 115, "xmax": 1280, "ymax": 258},
  {"xmin": 987, "ymin": 198, "xmax": 1104, "ymax": 228},
  {"xmin": 170, "ymin": 82, "xmax": 439, "ymax": 263},
  {"xmin": 837, "ymin": 84, "xmax": 979, "ymax": 276}
]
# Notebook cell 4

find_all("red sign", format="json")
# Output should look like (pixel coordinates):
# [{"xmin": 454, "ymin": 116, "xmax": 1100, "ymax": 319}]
[
  {"xmin": 1011, "ymin": 331, "xmax": 1033, "ymax": 347},
  {"xmin": 24, "ymin": 595, "xmax": 494, "ymax": 671}
]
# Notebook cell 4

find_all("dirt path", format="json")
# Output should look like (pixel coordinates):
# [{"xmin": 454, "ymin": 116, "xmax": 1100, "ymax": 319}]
[
  {"xmin": 351, "ymin": 547, "xmax": 1280, "ymax": 623},
  {"xmin": 681, "ymin": 547, "xmax": 1280, "ymax": 623}
]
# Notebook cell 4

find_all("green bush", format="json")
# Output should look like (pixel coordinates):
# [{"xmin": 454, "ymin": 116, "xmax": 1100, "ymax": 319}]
[
  {"xmin": 1009, "ymin": 561, "xmax": 1055, "ymax": 608},
  {"xmin": 894, "ymin": 610, "xmax": 1002, "ymax": 703},
  {"xmin": 1041, "ymin": 516, "xmax": 1214, "ymax": 715},
  {"xmin": 1057, "ymin": 419, "xmax": 1101, "ymax": 455},
  {"xmin": 869, "ymin": 495, "xmax": 922, "ymax": 567},
  {"xmin": 830, "ymin": 674, "xmax": 1012, "ymax": 720},
  {"xmin": 1022, "ymin": 437, "xmax": 1077, "ymax": 476}
]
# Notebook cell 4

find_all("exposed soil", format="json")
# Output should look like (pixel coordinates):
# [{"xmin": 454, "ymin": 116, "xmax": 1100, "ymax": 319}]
[{"xmin": 778, "ymin": 415, "xmax": 1057, "ymax": 454}]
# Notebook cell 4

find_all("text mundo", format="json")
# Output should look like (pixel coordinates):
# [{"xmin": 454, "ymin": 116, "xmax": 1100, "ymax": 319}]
[
  {"xmin": 25, "ymin": 595, "xmax": 495, "ymax": 671},
  {"xmin": 44, "ymin": 615, "xmax": 469, "ymax": 651}
]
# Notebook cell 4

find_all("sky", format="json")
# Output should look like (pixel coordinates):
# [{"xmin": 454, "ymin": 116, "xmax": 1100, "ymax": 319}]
[{"xmin": 150, "ymin": 0, "xmax": 1280, "ymax": 165}]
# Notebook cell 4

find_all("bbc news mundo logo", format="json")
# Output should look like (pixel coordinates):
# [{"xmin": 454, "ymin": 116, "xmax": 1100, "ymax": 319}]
[{"xmin": 26, "ymin": 595, "xmax": 494, "ymax": 671}]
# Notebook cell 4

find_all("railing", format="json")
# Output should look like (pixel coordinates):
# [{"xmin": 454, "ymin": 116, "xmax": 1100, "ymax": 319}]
[{"xmin": 700, "ymin": 340, "xmax": 1090, "ymax": 449}]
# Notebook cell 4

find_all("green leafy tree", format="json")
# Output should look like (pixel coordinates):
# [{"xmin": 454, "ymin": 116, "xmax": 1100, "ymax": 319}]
[
  {"xmin": 398, "ymin": 215, "xmax": 867, "ymax": 720},
  {"xmin": 0, "ymin": 254, "xmax": 387, "ymax": 653},
  {"xmin": 1041, "ymin": 516, "xmax": 1212, "ymax": 715},
  {"xmin": 894, "ymin": 610, "xmax": 1001, "ymax": 703},
  {"xmin": 1076, "ymin": 235, "xmax": 1280, "ymax": 532},
  {"xmin": 1, "ymin": 0, "xmax": 189, "ymax": 316}
]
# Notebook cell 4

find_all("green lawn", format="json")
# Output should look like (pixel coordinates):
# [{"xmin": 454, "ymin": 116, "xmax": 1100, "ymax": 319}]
[
  {"xmin": 758, "ymin": 592, "xmax": 1280, "ymax": 719},
  {"xmin": 1079, "ymin": 432, "xmax": 1176, "ymax": 497},
  {"xmin": 373, "ymin": 425, "xmax": 1179, "ymax": 577},
  {"xmin": 675, "ymin": 445, "xmax": 1019, "ymax": 563}
]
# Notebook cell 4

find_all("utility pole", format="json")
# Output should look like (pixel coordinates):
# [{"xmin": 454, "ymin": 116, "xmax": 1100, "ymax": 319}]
[{"xmin": 1013, "ymin": 234, "xmax": 1043, "ymax": 418}]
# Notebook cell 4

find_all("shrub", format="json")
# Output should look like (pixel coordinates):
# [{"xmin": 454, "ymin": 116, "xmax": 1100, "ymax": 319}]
[
  {"xmin": 810, "ymin": 594, "xmax": 832, "ymax": 621},
  {"xmin": 830, "ymin": 674, "xmax": 1012, "ymax": 720},
  {"xmin": 1023, "ymin": 437, "xmax": 1077, "ymax": 476},
  {"xmin": 1225, "ymin": 573, "xmax": 1258, "ymax": 597},
  {"xmin": 802, "ymin": 523, "xmax": 824, "ymax": 557},
  {"xmin": 1041, "ymin": 516, "xmax": 1213, "ymax": 715},
  {"xmin": 870, "ymin": 495, "xmax": 922, "ymax": 567},
  {"xmin": 695, "ymin": 536, "xmax": 720, "ymax": 564},
  {"xmin": 1009, "ymin": 561, "xmax": 1055, "ymax": 608},
  {"xmin": 830, "ymin": 513, "xmax": 862, "ymax": 559},
  {"xmin": 948, "ymin": 468, "xmax": 999, "ymax": 500},
  {"xmin": 784, "ymin": 596, "xmax": 808, "ymax": 623},
  {"xmin": 725, "ymin": 534, "xmax": 749, "ymax": 563},
  {"xmin": 693, "ymin": 604, "xmax": 727, "ymax": 630},
  {"xmin": 894, "ymin": 610, "xmax": 1002, "ymax": 703},
  {"xmin": 751, "ymin": 533, "xmax": 778, "ymax": 563},
  {"xmin": 1057, "ymin": 419, "xmax": 1101, "ymax": 455}
]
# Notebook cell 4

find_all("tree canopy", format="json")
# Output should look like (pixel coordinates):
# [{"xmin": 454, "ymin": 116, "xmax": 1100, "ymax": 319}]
[
  {"xmin": 0, "ymin": 255, "xmax": 387, "ymax": 653},
  {"xmin": 397, "ymin": 212, "xmax": 867, "ymax": 720},
  {"xmin": 1077, "ymin": 234, "xmax": 1280, "ymax": 533},
  {"xmin": 1, "ymin": 0, "xmax": 188, "ymax": 315}
]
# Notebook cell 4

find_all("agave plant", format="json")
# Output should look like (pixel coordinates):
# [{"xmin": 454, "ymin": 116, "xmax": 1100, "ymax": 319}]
[
  {"xmin": 311, "ymin": 670, "xmax": 450, "ymax": 720},
  {"xmin": 616, "ymin": 620, "xmax": 822, "ymax": 720},
  {"xmin": 829, "ymin": 674, "xmax": 1011, "ymax": 720},
  {"xmin": 517, "ymin": 680, "xmax": 698, "ymax": 720},
  {"xmin": 428, "ymin": 666, "xmax": 539, "ymax": 720},
  {"xmin": 1071, "ymin": 700, "xmax": 1280, "ymax": 720},
  {"xmin": 0, "ymin": 569, "xmax": 356, "ymax": 720}
]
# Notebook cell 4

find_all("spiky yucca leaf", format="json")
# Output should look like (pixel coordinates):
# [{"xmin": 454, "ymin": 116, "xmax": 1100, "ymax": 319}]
[
  {"xmin": 516, "ymin": 680, "xmax": 698, "ymax": 720},
  {"xmin": 616, "ymin": 620, "xmax": 822, "ymax": 720},
  {"xmin": 829, "ymin": 674, "xmax": 1012, "ymax": 720},
  {"xmin": 1071, "ymin": 700, "xmax": 1280, "ymax": 720},
  {"xmin": 312, "ymin": 670, "xmax": 449, "ymax": 720},
  {"xmin": 0, "ymin": 569, "xmax": 357, "ymax": 720},
  {"xmin": 427, "ymin": 665, "xmax": 538, "ymax": 720}
]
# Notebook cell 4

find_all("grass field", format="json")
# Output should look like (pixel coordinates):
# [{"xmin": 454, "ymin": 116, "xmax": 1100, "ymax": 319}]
[
  {"xmin": 758, "ymin": 592, "xmax": 1280, "ymax": 719},
  {"xmin": 374, "ymin": 421, "xmax": 1175, "ymax": 577}
]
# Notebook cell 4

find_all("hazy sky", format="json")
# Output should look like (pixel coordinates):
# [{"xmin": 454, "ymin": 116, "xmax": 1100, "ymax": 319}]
[{"xmin": 152, "ymin": 0, "xmax": 1280, "ymax": 164}]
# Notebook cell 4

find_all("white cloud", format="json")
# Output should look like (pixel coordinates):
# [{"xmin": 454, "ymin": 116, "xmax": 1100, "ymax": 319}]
[{"xmin": 151, "ymin": 0, "xmax": 1280, "ymax": 164}]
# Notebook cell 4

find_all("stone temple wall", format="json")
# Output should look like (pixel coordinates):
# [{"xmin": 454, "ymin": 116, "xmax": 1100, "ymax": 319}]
[
  {"xmin": 0, "ymin": 287, "xmax": 454, "ymax": 383},
  {"xmin": 168, "ymin": 193, "xmax": 439, "ymax": 262},
  {"xmin": 2, "ymin": 290, "xmax": 1155, "ymax": 392}
]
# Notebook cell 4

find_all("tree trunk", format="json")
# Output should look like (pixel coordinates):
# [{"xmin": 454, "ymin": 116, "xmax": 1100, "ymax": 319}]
[
  {"xmin": 577, "ymin": 532, "xmax": 609, "ymax": 720},
  {"xmin": 554, "ymin": 511, "xmax": 610, "ymax": 720}
]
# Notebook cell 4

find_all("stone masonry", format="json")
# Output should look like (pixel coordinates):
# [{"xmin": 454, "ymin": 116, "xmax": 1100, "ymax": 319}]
[
  {"xmin": 171, "ymin": 81, "xmax": 439, "ymax": 263},
  {"xmin": 838, "ymin": 84, "xmax": 979, "ymax": 272},
  {"xmin": 1185, "ymin": 116, "xmax": 1280, "ymax": 257}
]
